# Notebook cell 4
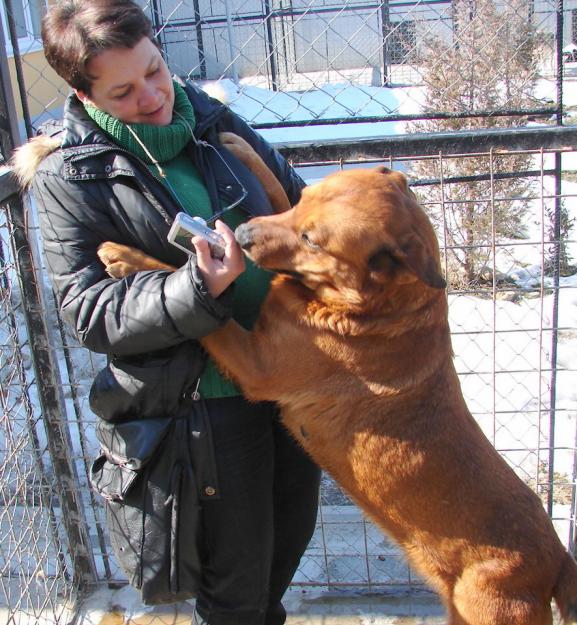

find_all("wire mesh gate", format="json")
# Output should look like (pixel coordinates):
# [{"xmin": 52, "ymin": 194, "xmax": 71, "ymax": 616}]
[
  {"xmin": 1, "ymin": 139, "xmax": 576, "ymax": 620},
  {"xmin": 0, "ymin": 0, "xmax": 577, "ymax": 621}
]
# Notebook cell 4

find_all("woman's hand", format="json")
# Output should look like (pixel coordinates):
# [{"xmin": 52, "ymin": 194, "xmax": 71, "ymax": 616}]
[{"xmin": 192, "ymin": 220, "xmax": 245, "ymax": 298}]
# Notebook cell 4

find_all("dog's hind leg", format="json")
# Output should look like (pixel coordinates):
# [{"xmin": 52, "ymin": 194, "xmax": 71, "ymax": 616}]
[
  {"xmin": 453, "ymin": 601, "xmax": 552, "ymax": 625},
  {"xmin": 445, "ymin": 605, "xmax": 468, "ymax": 625},
  {"xmin": 452, "ymin": 580, "xmax": 553, "ymax": 625}
]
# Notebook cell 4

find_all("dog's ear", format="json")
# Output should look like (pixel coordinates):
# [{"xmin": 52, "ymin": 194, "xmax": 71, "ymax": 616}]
[
  {"xmin": 400, "ymin": 234, "xmax": 447, "ymax": 289},
  {"xmin": 373, "ymin": 165, "xmax": 393, "ymax": 176},
  {"xmin": 369, "ymin": 237, "xmax": 446, "ymax": 290},
  {"xmin": 368, "ymin": 244, "xmax": 402, "ymax": 276},
  {"xmin": 373, "ymin": 166, "xmax": 416, "ymax": 199}
]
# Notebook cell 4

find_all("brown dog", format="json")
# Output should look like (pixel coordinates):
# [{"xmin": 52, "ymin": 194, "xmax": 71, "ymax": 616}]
[{"xmin": 98, "ymin": 152, "xmax": 577, "ymax": 624}]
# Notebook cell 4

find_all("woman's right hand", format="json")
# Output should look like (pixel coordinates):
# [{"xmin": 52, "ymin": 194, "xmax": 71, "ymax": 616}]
[{"xmin": 192, "ymin": 220, "xmax": 245, "ymax": 298}]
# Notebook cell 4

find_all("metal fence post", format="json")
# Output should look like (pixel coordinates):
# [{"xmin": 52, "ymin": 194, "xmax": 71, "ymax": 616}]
[
  {"xmin": 380, "ymin": 0, "xmax": 391, "ymax": 86},
  {"xmin": 263, "ymin": 0, "xmax": 278, "ymax": 91},
  {"xmin": 191, "ymin": 0, "xmax": 207, "ymax": 80},
  {"xmin": 3, "ymin": 0, "xmax": 33, "ymax": 139}
]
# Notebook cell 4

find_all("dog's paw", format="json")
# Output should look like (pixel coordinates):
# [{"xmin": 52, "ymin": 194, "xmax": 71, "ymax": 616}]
[
  {"xmin": 97, "ymin": 242, "xmax": 177, "ymax": 277},
  {"xmin": 97, "ymin": 242, "xmax": 144, "ymax": 278}
]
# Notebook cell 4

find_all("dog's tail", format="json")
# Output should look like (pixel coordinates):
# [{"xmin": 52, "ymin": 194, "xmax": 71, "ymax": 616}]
[{"xmin": 553, "ymin": 551, "xmax": 577, "ymax": 624}]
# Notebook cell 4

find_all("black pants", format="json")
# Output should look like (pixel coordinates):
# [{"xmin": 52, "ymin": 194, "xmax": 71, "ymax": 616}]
[{"xmin": 195, "ymin": 396, "xmax": 321, "ymax": 625}]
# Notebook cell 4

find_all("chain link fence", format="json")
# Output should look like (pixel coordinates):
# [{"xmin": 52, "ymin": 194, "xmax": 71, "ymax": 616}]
[
  {"xmin": 0, "ymin": 176, "xmax": 79, "ymax": 625},
  {"xmin": 147, "ymin": 0, "xmax": 563, "ymax": 115},
  {"xmin": 0, "ymin": 0, "xmax": 577, "ymax": 621},
  {"xmin": 3, "ymin": 0, "xmax": 574, "ymax": 133}
]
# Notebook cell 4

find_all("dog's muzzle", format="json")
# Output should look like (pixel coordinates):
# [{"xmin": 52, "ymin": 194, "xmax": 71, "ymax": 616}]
[{"xmin": 234, "ymin": 222, "xmax": 255, "ymax": 250}]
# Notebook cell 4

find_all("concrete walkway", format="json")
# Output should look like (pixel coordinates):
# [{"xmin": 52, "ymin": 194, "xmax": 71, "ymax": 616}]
[
  {"xmin": 78, "ymin": 586, "xmax": 448, "ymax": 625},
  {"xmin": 0, "ymin": 584, "xmax": 566, "ymax": 625}
]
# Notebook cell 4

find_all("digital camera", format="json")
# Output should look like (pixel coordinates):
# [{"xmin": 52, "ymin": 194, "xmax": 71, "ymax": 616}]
[{"xmin": 167, "ymin": 213, "xmax": 225, "ymax": 259}]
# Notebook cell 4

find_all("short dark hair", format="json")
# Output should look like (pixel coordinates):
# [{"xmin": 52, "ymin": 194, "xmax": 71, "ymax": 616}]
[{"xmin": 41, "ymin": 0, "xmax": 154, "ymax": 94}]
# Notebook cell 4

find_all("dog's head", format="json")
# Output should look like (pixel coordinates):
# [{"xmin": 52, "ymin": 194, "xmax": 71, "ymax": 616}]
[{"xmin": 236, "ymin": 166, "xmax": 446, "ymax": 311}]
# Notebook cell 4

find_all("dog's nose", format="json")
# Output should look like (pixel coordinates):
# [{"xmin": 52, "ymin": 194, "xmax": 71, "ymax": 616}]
[{"xmin": 235, "ymin": 223, "xmax": 255, "ymax": 250}]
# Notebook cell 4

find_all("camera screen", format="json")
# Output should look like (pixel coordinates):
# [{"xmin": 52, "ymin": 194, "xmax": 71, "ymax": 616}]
[{"xmin": 173, "ymin": 226, "xmax": 196, "ymax": 253}]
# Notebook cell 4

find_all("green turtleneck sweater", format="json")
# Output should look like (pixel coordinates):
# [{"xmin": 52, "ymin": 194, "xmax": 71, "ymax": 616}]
[{"xmin": 85, "ymin": 82, "xmax": 272, "ymax": 398}]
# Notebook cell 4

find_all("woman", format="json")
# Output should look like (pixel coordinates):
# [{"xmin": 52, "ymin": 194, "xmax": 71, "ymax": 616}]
[{"xmin": 13, "ymin": 1, "xmax": 320, "ymax": 624}]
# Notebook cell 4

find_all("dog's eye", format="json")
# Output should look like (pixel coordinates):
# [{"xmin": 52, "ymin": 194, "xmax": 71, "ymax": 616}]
[{"xmin": 301, "ymin": 232, "xmax": 321, "ymax": 250}]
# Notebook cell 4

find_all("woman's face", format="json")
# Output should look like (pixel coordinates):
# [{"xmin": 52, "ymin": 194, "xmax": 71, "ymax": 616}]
[{"xmin": 76, "ymin": 37, "xmax": 175, "ymax": 126}]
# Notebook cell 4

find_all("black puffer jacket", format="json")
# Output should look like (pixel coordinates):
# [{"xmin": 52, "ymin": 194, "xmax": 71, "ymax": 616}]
[{"xmin": 28, "ymin": 79, "xmax": 305, "ymax": 421}]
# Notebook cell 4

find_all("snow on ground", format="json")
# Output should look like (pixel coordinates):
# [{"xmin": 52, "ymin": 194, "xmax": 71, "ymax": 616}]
[{"xmin": 202, "ymin": 76, "xmax": 425, "ymax": 143}]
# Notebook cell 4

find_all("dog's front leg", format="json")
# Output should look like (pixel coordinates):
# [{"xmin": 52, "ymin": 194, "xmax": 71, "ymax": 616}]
[
  {"xmin": 201, "ymin": 321, "xmax": 276, "ymax": 402},
  {"xmin": 98, "ymin": 242, "xmax": 176, "ymax": 278}
]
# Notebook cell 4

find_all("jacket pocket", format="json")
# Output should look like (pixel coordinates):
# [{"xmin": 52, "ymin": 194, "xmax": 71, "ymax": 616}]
[
  {"xmin": 90, "ymin": 416, "xmax": 202, "ymax": 605},
  {"xmin": 90, "ymin": 454, "xmax": 138, "ymax": 502},
  {"xmin": 89, "ymin": 343, "xmax": 205, "ymax": 422},
  {"xmin": 89, "ymin": 353, "xmax": 171, "ymax": 422}
]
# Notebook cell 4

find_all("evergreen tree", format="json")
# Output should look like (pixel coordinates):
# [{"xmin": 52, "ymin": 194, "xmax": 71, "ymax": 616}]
[
  {"xmin": 409, "ymin": 0, "xmax": 539, "ymax": 287},
  {"xmin": 545, "ymin": 200, "xmax": 575, "ymax": 277}
]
